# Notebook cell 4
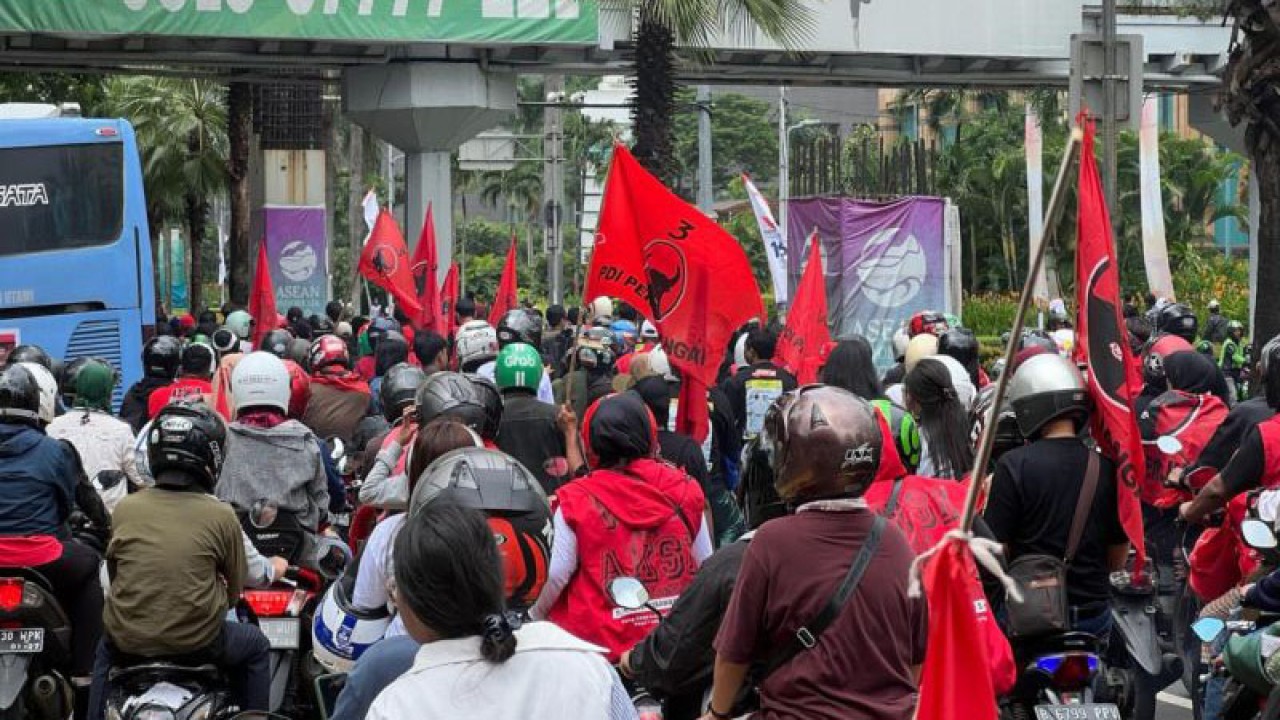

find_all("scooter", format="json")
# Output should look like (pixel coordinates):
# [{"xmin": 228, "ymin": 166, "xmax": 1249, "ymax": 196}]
[
  {"xmin": 103, "ymin": 660, "xmax": 238, "ymax": 720},
  {"xmin": 0, "ymin": 571, "xmax": 74, "ymax": 720},
  {"xmin": 607, "ymin": 577, "xmax": 665, "ymax": 720},
  {"xmin": 1000, "ymin": 631, "xmax": 1120, "ymax": 720}
]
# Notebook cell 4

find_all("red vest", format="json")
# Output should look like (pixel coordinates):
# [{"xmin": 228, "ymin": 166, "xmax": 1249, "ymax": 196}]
[
  {"xmin": 548, "ymin": 459, "xmax": 704, "ymax": 662},
  {"xmin": 1258, "ymin": 415, "xmax": 1280, "ymax": 489}
]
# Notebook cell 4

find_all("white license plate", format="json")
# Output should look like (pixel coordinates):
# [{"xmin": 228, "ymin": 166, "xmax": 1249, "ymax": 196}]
[
  {"xmin": 1034, "ymin": 704, "xmax": 1122, "ymax": 720},
  {"xmin": 0, "ymin": 628, "xmax": 43, "ymax": 654},
  {"xmin": 258, "ymin": 618, "xmax": 300, "ymax": 650}
]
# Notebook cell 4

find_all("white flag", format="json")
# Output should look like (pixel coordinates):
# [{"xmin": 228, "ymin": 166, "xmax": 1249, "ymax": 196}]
[
  {"xmin": 361, "ymin": 190, "xmax": 379, "ymax": 235},
  {"xmin": 1139, "ymin": 97, "xmax": 1175, "ymax": 300},
  {"xmin": 742, "ymin": 173, "xmax": 788, "ymax": 304},
  {"xmin": 1025, "ymin": 103, "xmax": 1049, "ymax": 303}
]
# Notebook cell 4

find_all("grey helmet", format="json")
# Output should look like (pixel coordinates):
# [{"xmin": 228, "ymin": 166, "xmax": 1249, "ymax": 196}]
[{"xmin": 1007, "ymin": 353, "xmax": 1090, "ymax": 438}]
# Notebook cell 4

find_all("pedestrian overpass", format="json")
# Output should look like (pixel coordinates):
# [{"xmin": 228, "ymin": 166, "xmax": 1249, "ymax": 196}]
[{"xmin": 0, "ymin": 0, "xmax": 1237, "ymax": 267}]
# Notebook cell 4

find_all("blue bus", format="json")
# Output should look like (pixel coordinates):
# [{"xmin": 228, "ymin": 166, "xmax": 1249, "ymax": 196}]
[{"xmin": 0, "ymin": 107, "xmax": 156, "ymax": 407}]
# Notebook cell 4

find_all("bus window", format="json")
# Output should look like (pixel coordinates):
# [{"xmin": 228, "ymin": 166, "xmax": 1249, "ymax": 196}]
[{"xmin": 0, "ymin": 142, "xmax": 124, "ymax": 257}]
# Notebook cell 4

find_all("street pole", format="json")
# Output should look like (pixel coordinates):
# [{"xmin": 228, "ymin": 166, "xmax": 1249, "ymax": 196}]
[
  {"xmin": 696, "ymin": 86, "xmax": 713, "ymax": 213},
  {"xmin": 777, "ymin": 87, "xmax": 789, "ymax": 252},
  {"xmin": 1102, "ymin": 0, "xmax": 1118, "ymax": 215},
  {"xmin": 544, "ymin": 75, "xmax": 565, "ymax": 305}
]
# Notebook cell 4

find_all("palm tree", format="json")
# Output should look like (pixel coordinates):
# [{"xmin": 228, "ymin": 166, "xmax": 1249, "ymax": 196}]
[
  {"xmin": 106, "ymin": 77, "xmax": 228, "ymax": 313},
  {"xmin": 476, "ymin": 161, "xmax": 543, "ymax": 226},
  {"xmin": 624, "ymin": 0, "xmax": 812, "ymax": 182},
  {"xmin": 1222, "ymin": 1, "xmax": 1280, "ymax": 342}
]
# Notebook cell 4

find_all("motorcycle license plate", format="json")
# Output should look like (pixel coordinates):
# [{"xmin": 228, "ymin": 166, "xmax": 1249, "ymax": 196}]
[
  {"xmin": 1034, "ymin": 704, "xmax": 1121, "ymax": 720},
  {"xmin": 258, "ymin": 618, "xmax": 300, "ymax": 650},
  {"xmin": 0, "ymin": 628, "xmax": 43, "ymax": 654}
]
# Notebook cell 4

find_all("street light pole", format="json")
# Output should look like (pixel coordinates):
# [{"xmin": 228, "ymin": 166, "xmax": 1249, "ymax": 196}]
[{"xmin": 779, "ymin": 116, "xmax": 824, "ymax": 252}]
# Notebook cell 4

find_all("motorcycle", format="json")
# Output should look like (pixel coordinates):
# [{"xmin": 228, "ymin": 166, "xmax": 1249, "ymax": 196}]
[
  {"xmin": 0, "ymin": 570, "xmax": 74, "ymax": 720},
  {"xmin": 1000, "ymin": 630, "xmax": 1120, "ymax": 720},
  {"xmin": 103, "ymin": 659, "xmax": 238, "ymax": 720},
  {"xmin": 607, "ymin": 577, "xmax": 666, "ymax": 720},
  {"xmin": 238, "ymin": 499, "xmax": 350, "ymax": 716}
]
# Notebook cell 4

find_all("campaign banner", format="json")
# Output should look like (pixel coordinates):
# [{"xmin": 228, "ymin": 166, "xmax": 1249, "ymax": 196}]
[
  {"xmin": 1139, "ymin": 96, "xmax": 1176, "ymax": 301},
  {"xmin": 786, "ymin": 196, "xmax": 948, "ymax": 369},
  {"xmin": 263, "ymin": 206, "xmax": 328, "ymax": 318}
]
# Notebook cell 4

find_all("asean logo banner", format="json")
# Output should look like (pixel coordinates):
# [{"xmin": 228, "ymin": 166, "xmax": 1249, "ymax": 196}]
[
  {"xmin": 263, "ymin": 206, "xmax": 328, "ymax": 318},
  {"xmin": 786, "ymin": 196, "xmax": 950, "ymax": 369}
]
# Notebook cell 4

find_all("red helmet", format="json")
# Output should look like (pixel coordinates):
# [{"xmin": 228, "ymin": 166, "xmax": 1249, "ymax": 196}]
[
  {"xmin": 309, "ymin": 334, "xmax": 350, "ymax": 372},
  {"xmin": 281, "ymin": 359, "xmax": 312, "ymax": 419},
  {"xmin": 908, "ymin": 311, "xmax": 949, "ymax": 338}
]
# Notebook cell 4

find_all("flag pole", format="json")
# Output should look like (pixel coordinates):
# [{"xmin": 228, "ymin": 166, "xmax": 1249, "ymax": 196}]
[{"xmin": 959, "ymin": 127, "xmax": 1084, "ymax": 532}]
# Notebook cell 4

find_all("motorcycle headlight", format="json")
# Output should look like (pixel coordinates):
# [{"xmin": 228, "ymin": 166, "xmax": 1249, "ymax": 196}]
[{"xmin": 130, "ymin": 705, "xmax": 176, "ymax": 720}]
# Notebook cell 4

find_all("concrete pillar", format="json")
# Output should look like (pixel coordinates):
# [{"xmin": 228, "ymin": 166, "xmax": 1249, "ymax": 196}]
[{"xmin": 343, "ymin": 62, "xmax": 516, "ymax": 284}]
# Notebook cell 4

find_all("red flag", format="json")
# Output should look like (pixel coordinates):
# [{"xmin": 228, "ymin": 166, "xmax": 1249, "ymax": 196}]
[
  {"xmin": 675, "ymin": 376, "xmax": 711, "ymax": 444},
  {"xmin": 358, "ymin": 209, "xmax": 422, "ymax": 319},
  {"xmin": 441, "ymin": 262, "xmax": 460, "ymax": 338},
  {"xmin": 248, "ymin": 240, "xmax": 277, "ymax": 349},
  {"xmin": 916, "ymin": 541, "xmax": 1001, "ymax": 720},
  {"xmin": 488, "ymin": 236, "xmax": 519, "ymax": 326},
  {"xmin": 1075, "ymin": 116, "xmax": 1147, "ymax": 568},
  {"xmin": 586, "ymin": 142, "xmax": 763, "ymax": 395},
  {"xmin": 775, "ymin": 231, "xmax": 831, "ymax": 384},
  {"xmin": 411, "ymin": 204, "xmax": 441, "ymax": 333}
]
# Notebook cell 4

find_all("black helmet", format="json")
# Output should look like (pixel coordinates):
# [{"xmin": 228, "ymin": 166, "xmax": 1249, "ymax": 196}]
[
  {"xmin": 1007, "ymin": 353, "xmax": 1090, "ymax": 437},
  {"xmin": 970, "ymin": 386, "xmax": 1024, "ymax": 464},
  {"xmin": 5, "ymin": 344, "xmax": 52, "ymax": 371},
  {"xmin": 211, "ymin": 328, "xmax": 241, "ymax": 356},
  {"xmin": 467, "ymin": 374, "xmax": 503, "ymax": 440},
  {"xmin": 180, "ymin": 343, "xmax": 217, "ymax": 378},
  {"xmin": 938, "ymin": 328, "xmax": 980, "ymax": 383},
  {"xmin": 496, "ymin": 309, "xmax": 544, "ymax": 348},
  {"xmin": 259, "ymin": 329, "xmax": 295, "ymax": 359},
  {"xmin": 142, "ymin": 335, "xmax": 183, "ymax": 379},
  {"xmin": 414, "ymin": 371, "xmax": 486, "ymax": 432},
  {"xmin": 408, "ymin": 447, "xmax": 552, "ymax": 609},
  {"xmin": 379, "ymin": 362, "xmax": 428, "ymax": 423},
  {"xmin": 763, "ymin": 385, "xmax": 882, "ymax": 503},
  {"xmin": 148, "ymin": 403, "xmax": 227, "ymax": 492},
  {"xmin": 374, "ymin": 331, "xmax": 409, "ymax": 377},
  {"xmin": 0, "ymin": 364, "xmax": 42, "ymax": 426},
  {"xmin": 1259, "ymin": 335, "xmax": 1280, "ymax": 410},
  {"xmin": 1157, "ymin": 302, "xmax": 1198, "ymax": 343},
  {"xmin": 367, "ymin": 316, "xmax": 398, "ymax": 351},
  {"xmin": 59, "ymin": 357, "xmax": 93, "ymax": 407},
  {"xmin": 287, "ymin": 338, "xmax": 311, "ymax": 369}
]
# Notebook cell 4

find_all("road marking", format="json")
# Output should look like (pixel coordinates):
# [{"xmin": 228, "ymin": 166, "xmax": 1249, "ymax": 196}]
[{"xmin": 1158, "ymin": 691, "xmax": 1194, "ymax": 709}]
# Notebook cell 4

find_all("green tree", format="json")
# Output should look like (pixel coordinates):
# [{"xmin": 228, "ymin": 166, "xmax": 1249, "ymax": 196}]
[
  {"xmin": 670, "ymin": 90, "xmax": 780, "ymax": 199},
  {"xmin": 0, "ymin": 73, "xmax": 105, "ymax": 114},
  {"xmin": 105, "ymin": 77, "xmax": 228, "ymax": 313},
  {"xmin": 626, "ymin": 0, "xmax": 811, "ymax": 182}
]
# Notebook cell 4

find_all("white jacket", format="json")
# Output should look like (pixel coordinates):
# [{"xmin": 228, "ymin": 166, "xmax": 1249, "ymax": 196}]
[
  {"xmin": 47, "ymin": 408, "xmax": 144, "ymax": 512},
  {"xmin": 367, "ymin": 622, "xmax": 636, "ymax": 720}
]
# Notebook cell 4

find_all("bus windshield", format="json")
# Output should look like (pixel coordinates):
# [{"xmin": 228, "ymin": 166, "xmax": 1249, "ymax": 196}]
[{"xmin": 0, "ymin": 142, "xmax": 124, "ymax": 257}]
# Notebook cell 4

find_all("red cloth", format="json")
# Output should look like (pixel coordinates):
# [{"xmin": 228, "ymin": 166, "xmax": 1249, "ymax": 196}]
[
  {"xmin": 1189, "ymin": 495, "xmax": 1259, "ymax": 601},
  {"xmin": 1142, "ymin": 390, "xmax": 1228, "ymax": 508},
  {"xmin": 249, "ymin": 241, "xmax": 278, "ymax": 350},
  {"xmin": 311, "ymin": 367, "xmax": 371, "ymax": 395},
  {"xmin": 488, "ymin": 237, "xmax": 519, "ymax": 326},
  {"xmin": 212, "ymin": 354, "xmax": 242, "ymax": 421},
  {"xmin": 353, "ymin": 356, "xmax": 376, "ymax": 383},
  {"xmin": 585, "ymin": 143, "xmax": 763, "ymax": 390},
  {"xmin": 917, "ymin": 539, "xmax": 1005, "ymax": 720},
  {"xmin": 1074, "ymin": 117, "xmax": 1147, "ymax": 571},
  {"xmin": 358, "ymin": 209, "xmax": 422, "ymax": 319},
  {"xmin": 147, "ymin": 378, "xmax": 214, "ymax": 418},
  {"xmin": 675, "ymin": 376, "xmax": 711, "ymax": 443},
  {"xmin": 411, "ymin": 204, "xmax": 442, "ymax": 333},
  {"xmin": 775, "ymin": 231, "xmax": 832, "ymax": 384},
  {"xmin": 548, "ymin": 458, "xmax": 705, "ymax": 662},
  {"xmin": 441, "ymin": 263, "xmax": 460, "ymax": 345},
  {"xmin": 0, "ymin": 536, "xmax": 62, "ymax": 567}
]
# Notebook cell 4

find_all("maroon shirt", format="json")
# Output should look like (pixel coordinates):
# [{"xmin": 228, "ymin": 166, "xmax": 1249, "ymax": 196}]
[{"xmin": 715, "ymin": 509, "xmax": 927, "ymax": 720}]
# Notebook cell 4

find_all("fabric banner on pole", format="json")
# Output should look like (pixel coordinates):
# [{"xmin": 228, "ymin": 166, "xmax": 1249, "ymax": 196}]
[
  {"xmin": 1025, "ymin": 103, "xmax": 1049, "ymax": 303},
  {"xmin": 742, "ymin": 173, "xmax": 789, "ymax": 304},
  {"xmin": 786, "ymin": 196, "xmax": 948, "ymax": 369},
  {"xmin": 1139, "ymin": 96, "xmax": 1176, "ymax": 300},
  {"xmin": 168, "ymin": 227, "xmax": 189, "ymax": 315},
  {"xmin": 263, "ymin": 206, "xmax": 329, "ymax": 318}
]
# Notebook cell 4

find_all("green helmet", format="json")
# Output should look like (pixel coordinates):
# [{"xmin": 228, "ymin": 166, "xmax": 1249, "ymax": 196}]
[
  {"xmin": 495, "ymin": 343, "xmax": 543, "ymax": 393},
  {"xmin": 871, "ymin": 398, "xmax": 922, "ymax": 472}
]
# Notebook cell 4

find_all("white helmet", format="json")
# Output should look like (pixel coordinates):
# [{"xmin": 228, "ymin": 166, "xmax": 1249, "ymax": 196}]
[
  {"xmin": 455, "ymin": 320, "xmax": 499, "ymax": 370},
  {"xmin": 640, "ymin": 320, "xmax": 659, "ymax": 341},
  {"xmin": 904, "ymin": 333, "xmax": 939, "ymax": 374},
  {"xmin": 18, "ymin": 362, "xmax": 57, "ymax": 425},
  {"xmin": 225, "ymin": 310, "xmax": 253, "ymax": 340},
  {"xmin": 647, "ymin": 346, "xmax": 677, "ymax": 382},
  {"xmin": 892, "ymin": 327, "xmax": 911, "ymax": 360},
  {"xmin": 311, "ymin": 575, "xmax": 392, "ymax": 673},
  {"xmin": 230, "ymin": 352, "xmax": 291, "ymax": 416},
  {"xmin": 590, "ymin": 296, "xmax": 613, "ymax": 319}
]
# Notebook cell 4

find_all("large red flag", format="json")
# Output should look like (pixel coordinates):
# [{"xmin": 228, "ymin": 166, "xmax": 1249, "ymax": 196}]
[
  {"xmin": 916, "ymin": 540, "xmax": 1002, "ymax": 720},
  {"xmin": 441, "ymin": 262, "xmax": 460, "ymax": 339},
  {"xmin": 775, "ymin": 231, "xmax": 831, "ymax": 384},
  {"xmin": 358, "ymin": 209, "xmax": 421, "ymax": 319},
  {"xmin": 586, "ymin": 143, "xmax": 763, "ymax": 439},
  {"xmin": 248, "ymin": 240, "xmax": 277, "ymax": 349},
  {"xmin": 488, "ymin": 236, "xmax": 519, "ymax": 326},
  {"xmin": 411, "ymin": 204, "xmax": 441, "ymax": 333},
  {"xmin": 1075, "ymin": 117, "xmax": 1147, "ymax": 568}
]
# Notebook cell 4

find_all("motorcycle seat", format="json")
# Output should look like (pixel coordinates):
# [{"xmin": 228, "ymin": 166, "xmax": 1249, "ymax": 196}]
[{"xmin": 108, "ymin": 662, "xmax": 222, "ymax": 683}]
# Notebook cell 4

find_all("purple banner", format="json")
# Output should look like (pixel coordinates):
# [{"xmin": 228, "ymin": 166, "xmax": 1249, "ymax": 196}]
[
  {"xmin": 263, "ymin": 206, "xmax": 328, "ymax": 318},
  {"xmin": 786, "ymin": 196, "xmax": 946, "ymax": 368}
]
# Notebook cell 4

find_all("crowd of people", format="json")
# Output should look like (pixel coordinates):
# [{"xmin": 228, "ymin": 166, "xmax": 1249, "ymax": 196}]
[{"xmin": 0, "ymin": 287, "xmax": 1269, "ymax": 720}]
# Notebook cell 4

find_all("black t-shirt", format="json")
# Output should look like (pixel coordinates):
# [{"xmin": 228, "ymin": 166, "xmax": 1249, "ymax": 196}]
[
  {"xmin": 1221, "ymin": 425, "xmax": 1267, "ymax": 496},
  {"xmin": 1200, "ymin": 397, "xmax": 1275, "ymax": 474},
  {"xmin": 496, "ymin": 393, "xmax": 569, "ymax": 496},
  {"xmin": 658, "ymin": 430, "xmax": 709, "ymax": 490},
  {"xmin": 984, "ymin": 438, "xmax": 1128, "ymax": 606},
  {"xmin": 720, "ymin": 361, "xmax": 798, "ymax": 440}
]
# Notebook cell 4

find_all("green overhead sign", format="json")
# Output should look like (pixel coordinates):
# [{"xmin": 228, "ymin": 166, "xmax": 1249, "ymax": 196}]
[{"xmin": 0, "ymin": 0, "xmax": 597, "ymax": 45}]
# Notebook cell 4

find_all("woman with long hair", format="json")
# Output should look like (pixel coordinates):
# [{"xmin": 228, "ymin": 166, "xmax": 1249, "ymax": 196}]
[
  {"xmin": 903, "ymin": 356, "xmax": 975, "ymax": 480},
  {"xmin": 822, "ymin": 336, "xmax": 923, "ymax": 472},
  {"xmin": 366, "ymin": 503, "xmax": 633, "ymax": 720}
]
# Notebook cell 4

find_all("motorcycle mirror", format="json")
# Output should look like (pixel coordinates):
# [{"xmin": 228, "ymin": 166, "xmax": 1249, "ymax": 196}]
[
  {"xmin": 249, "ymin": 499, "xmax": 278, "ymax": 530},
  {"xmin": 1191, "ymin": 617, "xmax": 1226, "ymax": 643},
  {"xmin": 1156, "ymin": 436, "xmax": 1183, "ymax": 456},
  {"xmin": 1241, "ymin": 519, "xmax": 1278, "ymax": 550},
  {"xmin": 328, "ymin": 437, "xmax": 346, "ymax": 463},
  {"xmin": 606, "ymin": 577, "xmax": 649, "ymax": 611},
  {"xmin": 315, "ymin": 537, "xmax": 353, "ymax": 581}
]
